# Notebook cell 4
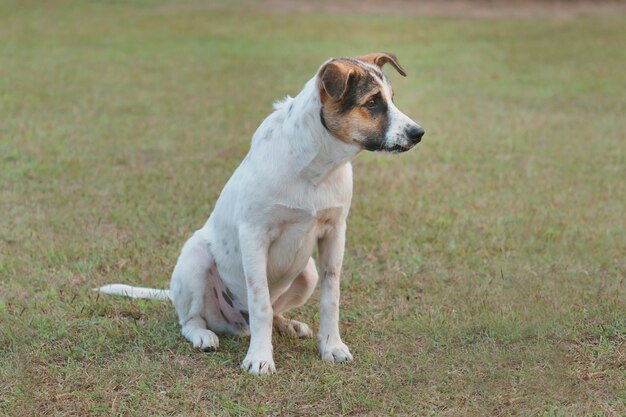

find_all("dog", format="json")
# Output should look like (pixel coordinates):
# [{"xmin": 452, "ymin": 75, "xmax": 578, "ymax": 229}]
[{"xmin": 97, "ymin": 53, "xmax": 424, "ymax": 375}]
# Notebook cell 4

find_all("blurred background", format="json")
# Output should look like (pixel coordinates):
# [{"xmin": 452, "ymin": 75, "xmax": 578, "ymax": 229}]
[{"xmin": 1, "ymin": 1, "xmax": 625, "ymax": 415}]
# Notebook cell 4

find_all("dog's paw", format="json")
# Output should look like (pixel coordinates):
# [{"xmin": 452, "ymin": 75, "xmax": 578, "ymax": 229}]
[
  {"xmin": 241, "ymin": 351, "xmax": 276, "ymax": 376},
  {"xmin": 274, "ymin": 316, "xmax": 313, "ymax": 338},
  {"xmin": 319, "ymin": 338, "xmax": 353, "ymax": 363},
  {"xmin": 187, "ymin": 328, "xmax": 220, "ymax": 351}
]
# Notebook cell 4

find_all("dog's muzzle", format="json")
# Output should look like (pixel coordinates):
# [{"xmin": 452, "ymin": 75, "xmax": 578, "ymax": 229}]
[{"xmin": 378, "ymin": 124, "xmax": 424, "ymax": 153}]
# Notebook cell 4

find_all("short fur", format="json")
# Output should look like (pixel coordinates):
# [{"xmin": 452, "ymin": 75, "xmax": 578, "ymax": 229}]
[{"xmin": 96, "ymin": 53, "xmax": 424, "ymax": 375}]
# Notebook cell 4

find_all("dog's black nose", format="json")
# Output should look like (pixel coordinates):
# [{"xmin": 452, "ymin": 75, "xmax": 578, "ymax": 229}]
[{"xmin": 406, "ymin": 125, "xmax": 425, "ymax": 143}]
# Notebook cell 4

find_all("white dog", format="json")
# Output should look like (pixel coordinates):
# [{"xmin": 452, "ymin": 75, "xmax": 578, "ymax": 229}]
[{"xmin": 97, "ymin": 53, "xmax": 424, "ymax": 375}]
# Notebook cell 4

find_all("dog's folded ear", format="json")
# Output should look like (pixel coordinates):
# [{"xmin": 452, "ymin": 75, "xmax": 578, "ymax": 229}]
[
  {"xmin": 356, "ymin": 52, "xmax": 407, "ymax": 77},
  {"xmin": 318, "ymin": 60, "xmax": 355, "ymax": 101}
]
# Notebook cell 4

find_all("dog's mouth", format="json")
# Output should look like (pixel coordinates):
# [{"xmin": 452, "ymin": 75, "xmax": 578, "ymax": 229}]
[
  {"xmin": 375, "ymin": 143, "xmax": 414, "ymax": 154},
  {"xmin": 361, "ymin": 139, "xmax": 417, "ymax": 154}
]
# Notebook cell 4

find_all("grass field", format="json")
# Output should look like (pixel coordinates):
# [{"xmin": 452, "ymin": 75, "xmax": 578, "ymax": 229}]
[{"xmin": 1, "ymin": 0, "xmax": 625, "ymax": 415}]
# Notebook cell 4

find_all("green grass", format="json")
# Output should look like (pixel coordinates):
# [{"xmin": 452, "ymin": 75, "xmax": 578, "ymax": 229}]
[{"xmin": 1, "ymin": 1, "xmax": 625, "ymax": 415}]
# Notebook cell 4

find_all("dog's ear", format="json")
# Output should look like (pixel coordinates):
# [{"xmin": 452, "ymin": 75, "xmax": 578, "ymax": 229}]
[
  {"xmin": 356, "ymin": 52, "xmax": 407, "ymax": 77},
  {"xmin": 318, "ymin": 60, "xmax": 356, "ymax": 101}
]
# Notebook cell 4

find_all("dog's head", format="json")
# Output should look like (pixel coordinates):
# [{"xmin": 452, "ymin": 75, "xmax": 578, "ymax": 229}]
[{"xmin": 317, "ymin": 53, "xmax": 424, "ymax": 153}]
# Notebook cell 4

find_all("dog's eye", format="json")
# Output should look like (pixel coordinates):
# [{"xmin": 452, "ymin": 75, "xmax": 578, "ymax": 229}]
[{"xmin": 366, "ymin": 98, "xmax": 377, "ymax": 108}]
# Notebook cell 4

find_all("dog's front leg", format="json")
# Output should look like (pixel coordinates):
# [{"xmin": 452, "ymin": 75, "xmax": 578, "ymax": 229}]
[
  {"xmin": 317, "ymin": 220, "xmax": 353, "ymax": 363},
  {"xmin": 238, "ymin": 226, "xmax": 276, "ymax": 375}
]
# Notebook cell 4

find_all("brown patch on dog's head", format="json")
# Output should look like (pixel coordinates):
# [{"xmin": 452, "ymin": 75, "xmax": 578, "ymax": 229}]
[
  {"xmin": 319, "ymin": 60, "xmax": 355, "ymax": 101},
  {"xmin": 318, "ymin": 57, "xmax": 392, "ymax": 151}
]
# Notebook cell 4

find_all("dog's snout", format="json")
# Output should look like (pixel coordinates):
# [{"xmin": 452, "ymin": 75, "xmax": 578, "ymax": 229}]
[{"xmin": 406, "ymin": 125, "xmax": 425, "ymax": 143}]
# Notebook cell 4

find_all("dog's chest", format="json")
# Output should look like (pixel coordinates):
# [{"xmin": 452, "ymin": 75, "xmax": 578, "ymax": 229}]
[
  {"xmin": 265, "ymin": 203, "xmax": 343, "ymax": 279},
  {"xmin": 267, "ymin": 203, "xmax": 343, "ymax": 244}
]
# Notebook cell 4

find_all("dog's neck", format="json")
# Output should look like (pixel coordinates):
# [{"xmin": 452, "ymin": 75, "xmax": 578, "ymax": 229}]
[{"xmin": 281, "ymin": 78, "xmax": 361, "ymax": 185}]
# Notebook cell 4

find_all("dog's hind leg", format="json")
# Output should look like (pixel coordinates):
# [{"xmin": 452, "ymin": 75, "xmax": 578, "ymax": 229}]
[
  {"xmin": 272, "ymin": 257, "xmax": 318, "ymax": 338},
  {"xmin": 170, "ymin": 233, "xmax": 220, "ymax": 351},
  {"xmin": 181, "ymin": 316, "xmax": 219, "ymax": 351}
]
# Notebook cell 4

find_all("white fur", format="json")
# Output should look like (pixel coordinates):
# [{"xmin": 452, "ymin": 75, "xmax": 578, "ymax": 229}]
[
  {"xmin": 95, "ymin": 284, "xmax": 171, "ymax": 301},
  {"xmin": 96, "ymin": 58, "xmax": 420, "ymax": 375},
  {"xmin": 187, "ymin": 74, "xmax": 359, "ymax": 374}
]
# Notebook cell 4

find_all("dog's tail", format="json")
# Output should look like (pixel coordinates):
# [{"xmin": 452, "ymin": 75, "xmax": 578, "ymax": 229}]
[{"xmin": 94, "ymin": 284, "xmax": 171, "ymax": 301}]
